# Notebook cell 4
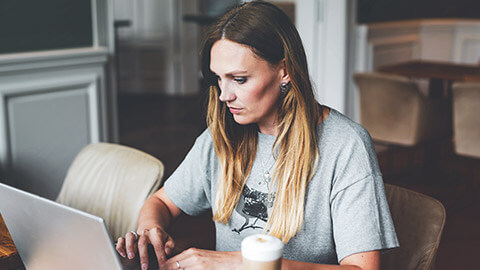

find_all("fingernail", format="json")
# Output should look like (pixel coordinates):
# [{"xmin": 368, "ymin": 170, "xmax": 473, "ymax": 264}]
[
  {"xmin": 128, "ymin": 252, "xmax": 134, "ymax": 259},
  {"xmin": 121, "ymin": 252, "xmax": 126, "ymax": 258},
  {"xmin": 165, "ymin": 247, "xmax": 171, "ymax": 254},
  {"xmin": 142, "ymin": 263, "xmax": 147, "ymax": 270}
]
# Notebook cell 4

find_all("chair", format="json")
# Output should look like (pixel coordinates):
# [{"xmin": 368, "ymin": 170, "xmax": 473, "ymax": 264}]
[
  {"xmin": 451, "ymin": 82, "xmax": 480, "ymax": 203},
  {"xmin": 354, "ymin": 72, "xmax": 451, "ymax": 146},
  {"xmin": 451, "ymin": 82, "xmax": 480, "ymax": 158},
  {"xmin": 56, "ymin": 143, "xmax": 164, "ymax": 240},
  {"xmin": 382, "ymin": 184, "xmax": 446, "ymax": 270}
]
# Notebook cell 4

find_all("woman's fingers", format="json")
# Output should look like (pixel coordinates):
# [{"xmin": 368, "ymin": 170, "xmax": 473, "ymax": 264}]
[
  {"xmin": 162, "ymin": 248, "xmax": 202, "ymax": 270},
  {"xmin": 164, "ymin": 234, "xmax": 175, "ymax": 256},
  {"xmin": 161, "ymin": 248, "xmax": 243, "ymax": 270},
  {"xmin": 125, "ymin": 231, "xmax": 139, "ymax": 259},
  {"xmin": 115, "ymin": 237, "xmax": 126, "ymax": 257},
  {"xmin": 116, "ymin": 228, "xmax": 175, "ymax": 270},
  {"xmin": 159, "ymin": 258, "xmax": 191, "ymax": 270},
  {"xmin": 148, "ymin": 227, "xmax": 172, "ymax": 266},
  {"xmin": 138, "ymin": 231, "xmax": 151, "ymax": 270}
]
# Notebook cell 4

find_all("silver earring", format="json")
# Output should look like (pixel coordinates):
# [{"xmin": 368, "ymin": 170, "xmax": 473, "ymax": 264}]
[{"xmin": 280, "ymin": 82, "xmax": 290, "ymax": 93}]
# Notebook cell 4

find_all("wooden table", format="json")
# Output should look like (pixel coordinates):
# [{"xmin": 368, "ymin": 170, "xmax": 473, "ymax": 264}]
[
  {"xmin": 378, "ymin": 60, "xmax": 480, "ymax": 81},
  {"xmin": 0, "ymin": 214, "xmax": 24, "ymax": 270},
  {"xmin": 378, "ymin": 60, "xmax": 480, "ymax": 98}
]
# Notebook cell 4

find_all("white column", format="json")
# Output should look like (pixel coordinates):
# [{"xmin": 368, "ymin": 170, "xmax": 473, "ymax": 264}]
[{"xmin": 296, "ymin": 0, "xmax": 349, "ymax": 114}]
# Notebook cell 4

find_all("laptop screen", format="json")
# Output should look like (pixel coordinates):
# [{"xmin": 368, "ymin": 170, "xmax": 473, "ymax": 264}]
[{"xmin": 0, "ymin": 183, "xmax": 124, "ymax": 270}]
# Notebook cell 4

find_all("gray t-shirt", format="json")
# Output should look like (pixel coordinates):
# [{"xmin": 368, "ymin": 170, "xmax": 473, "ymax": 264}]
[{"xmin": 164, "ymin": 108, "xmax": 399, "ymax": 264}]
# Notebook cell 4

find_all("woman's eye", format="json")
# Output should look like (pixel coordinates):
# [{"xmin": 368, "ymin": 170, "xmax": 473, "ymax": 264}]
[{"xmin": 234, "ymin": 77, "xmax": 247, "ymax": 84}]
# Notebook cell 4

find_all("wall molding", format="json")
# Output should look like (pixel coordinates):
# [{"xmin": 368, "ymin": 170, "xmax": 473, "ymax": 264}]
[
  {"xmin": 0, "ymin": 72, "xmax": 103, "ymax": 171},
  {"xmin": 0, "ymin": 47, "xmax": 108, "ymax": 74}
]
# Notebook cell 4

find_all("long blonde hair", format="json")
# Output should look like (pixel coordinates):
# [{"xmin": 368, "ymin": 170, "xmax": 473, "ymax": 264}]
[{"xmin": 201, "ymin": 1, "xmax": 320, "ymax": 243}]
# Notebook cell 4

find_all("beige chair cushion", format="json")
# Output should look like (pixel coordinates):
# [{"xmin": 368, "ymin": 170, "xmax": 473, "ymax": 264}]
[
  {"xmin": 452, "ymin": 82, "xmax": 480, "ymax": 158},
  {"xmin": 354, "ymin": 72, "xmax": 451, "ymax": 146},
  {"xmin": 382, "ymin": 184, "xmax": 446, "ymax": 270},
  {"xmin": 56, "ymin": 143, "xmax": 164, "ymax": 240}
]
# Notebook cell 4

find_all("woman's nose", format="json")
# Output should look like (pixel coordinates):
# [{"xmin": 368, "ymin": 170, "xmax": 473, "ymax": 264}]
[{"xmin": 218, "ymin": 83, "xmax": 235, "ymax": 102}]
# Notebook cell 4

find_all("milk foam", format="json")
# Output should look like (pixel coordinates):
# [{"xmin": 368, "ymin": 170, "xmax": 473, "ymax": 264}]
[{"xmin": 241, "ymin": 234, "xmax": 284, "ymax": 262}]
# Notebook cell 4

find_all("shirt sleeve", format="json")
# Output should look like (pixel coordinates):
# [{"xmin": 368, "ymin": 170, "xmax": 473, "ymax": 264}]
[
  {"xmin": 330, "ymin": 174, "xmax": 399, "ymax": 262},
  {"xmin": 325, "ymin": 117, "xmax": 399, "ymax": 263},
  {"xmin": 163, "ymin": 130, "xmax": 214, "ymax": 216}
]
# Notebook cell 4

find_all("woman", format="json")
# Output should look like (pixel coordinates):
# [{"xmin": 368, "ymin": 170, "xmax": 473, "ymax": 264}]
[{"xmin": 116, "ymin": 1, "xmax": 398, "ymax": 269}]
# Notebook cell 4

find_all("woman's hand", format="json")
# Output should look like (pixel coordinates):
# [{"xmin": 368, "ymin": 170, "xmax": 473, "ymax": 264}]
[
  {"xmin": 116, "ymin": 227, "xmax": 176, "ymax": 270},
  {"xmin": 160, "ymin": 248, "xmax": 242, "ymax": 270},
  {"xmin": 116, "ymin": 188, "xmax": 183, "ymax": 269}
]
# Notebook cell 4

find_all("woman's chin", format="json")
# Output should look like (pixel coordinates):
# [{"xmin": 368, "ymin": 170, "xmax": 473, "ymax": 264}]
[{"xmin": 232, "ymin": 115, "xmax": 252, "ymax": 125}]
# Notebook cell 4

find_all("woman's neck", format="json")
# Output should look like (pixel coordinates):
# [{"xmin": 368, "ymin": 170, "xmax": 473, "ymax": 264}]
[
  {"xmin": 257, "ymin": 105, "xmax": 329, "ymax": 136},
  {"xmin": 257, "ymin": 112, "xmax": 280, "ymax": 136},
  {"xmin": 318, "ymin": 105, "xmax": 330, "ymax": 125},
  {"xmin": 258, "ymin": 124, "xmax": 278, "ymax": 136}
]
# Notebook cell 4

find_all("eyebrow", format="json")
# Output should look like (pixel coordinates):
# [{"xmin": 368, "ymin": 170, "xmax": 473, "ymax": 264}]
[{"xmin": 211, "ymin": 70, "xmax": 248, "ymax": 76}]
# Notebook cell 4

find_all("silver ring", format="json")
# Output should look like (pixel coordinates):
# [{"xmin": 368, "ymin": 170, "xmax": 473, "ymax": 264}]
[
  {"xmin": 130, "ymin": 231, "xmax": 139, "ymax": 241},
  {"xmin": 175, "ymin": 261, "xmax": 181, "ymax": 269}
]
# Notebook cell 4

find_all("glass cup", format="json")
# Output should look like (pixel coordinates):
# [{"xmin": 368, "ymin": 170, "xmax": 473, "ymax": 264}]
[{"xmin": 241, "ymin": 234, "xmax": 284, "ymax": 270}]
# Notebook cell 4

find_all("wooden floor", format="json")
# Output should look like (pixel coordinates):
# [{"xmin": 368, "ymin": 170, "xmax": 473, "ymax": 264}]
[
  {"xmin": 118, "ymin": 93, "xmax": 208, "ymax": 180},
  {"xmin": 118, "ymin": 93, "xmax": 479, "ymax": 269}
]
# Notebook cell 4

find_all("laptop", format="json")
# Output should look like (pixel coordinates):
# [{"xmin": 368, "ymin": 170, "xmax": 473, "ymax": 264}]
[{"xmin": 0, "ymin": 182, "xmax": 125, "ymax": 270}]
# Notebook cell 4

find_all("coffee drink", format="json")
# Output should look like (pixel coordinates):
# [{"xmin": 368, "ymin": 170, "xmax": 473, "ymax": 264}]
[{"xmin": 241, "ymin": 234, "xmax": 284, "ymax": 270}]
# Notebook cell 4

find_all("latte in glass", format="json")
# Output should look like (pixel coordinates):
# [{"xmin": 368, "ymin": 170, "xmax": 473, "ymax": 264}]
[{"xmin": 241, "ymin": 234, "xmax": 284, "ymax": 270}]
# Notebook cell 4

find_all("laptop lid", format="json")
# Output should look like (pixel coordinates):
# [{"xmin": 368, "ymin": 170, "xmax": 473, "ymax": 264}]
[{"xmin": 0, "ymin": 183, "xmax": 124, "ymax": 270}]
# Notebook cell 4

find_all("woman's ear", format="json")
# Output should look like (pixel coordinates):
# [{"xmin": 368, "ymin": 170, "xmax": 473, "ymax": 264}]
[{"xmin": 279, "ymin": 59, "xmax": 290, "ymax": 83}]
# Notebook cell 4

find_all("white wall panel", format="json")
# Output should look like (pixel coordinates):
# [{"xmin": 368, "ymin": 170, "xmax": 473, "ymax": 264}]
[
  {"xmin": 365, "ymin": 19, "xmax": 480, "ymax": 68},
  {"xmin": 0, "ymin": 71, "xmax": 104, "ymax": 199},
  {"xmin": 454, "ymin": 32, "xmax": 480, "ymax": 64},
  {"xmin": 296, "ymin": 0, "xmax": 349, "ymax": 113},
  {"xmin": 0, "ymin": 0, "xmax": 114, "ymax": 199}
]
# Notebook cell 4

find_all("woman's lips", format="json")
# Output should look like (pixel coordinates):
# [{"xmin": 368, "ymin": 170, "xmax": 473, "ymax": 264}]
[{"xmin": 228, "ymin": 107, "xmax": 242, "ymax": 114}]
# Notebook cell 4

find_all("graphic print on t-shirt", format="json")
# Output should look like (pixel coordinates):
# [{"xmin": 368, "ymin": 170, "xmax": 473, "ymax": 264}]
[{"xmin": 232, "ymin": 185, "xmax": 275, "ymax": 234}]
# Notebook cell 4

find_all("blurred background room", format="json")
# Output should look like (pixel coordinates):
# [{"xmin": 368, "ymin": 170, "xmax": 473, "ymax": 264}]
[{"xmin": 0, "ymin": 0, "xmax": 479, "ymax": 269}]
